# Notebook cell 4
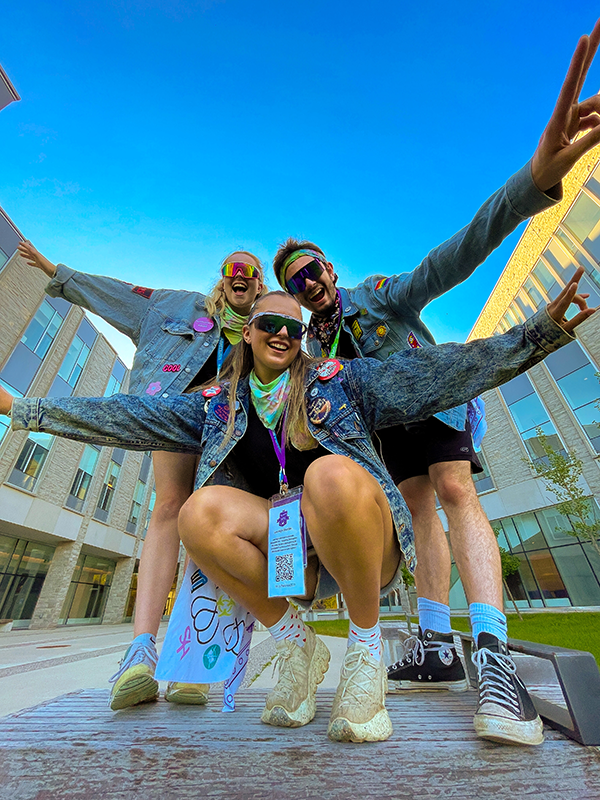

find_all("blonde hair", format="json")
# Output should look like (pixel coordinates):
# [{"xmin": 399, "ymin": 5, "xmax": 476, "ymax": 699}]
[
  {"xmin": 197, "ymin": 292, "xmax": 312, "ymax": 448},
  {"xmin": 204, "ymin": 250, "xmax": 269, "ymax": 318}
]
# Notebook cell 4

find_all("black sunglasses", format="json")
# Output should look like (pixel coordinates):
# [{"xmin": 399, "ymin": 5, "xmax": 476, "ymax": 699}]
[
  {"xmin": 249, "ymin": 312, "xmax": 307, "ymax": 340},
  {"xmin": 285, "ymin": 259, "xmax": 325, "ymax": 295}
]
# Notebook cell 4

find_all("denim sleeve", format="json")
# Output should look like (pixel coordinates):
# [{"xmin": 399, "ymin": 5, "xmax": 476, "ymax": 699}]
[
  {"xmin": 345, "ymin": 307, "xmax": 575, "ymax": 431},
  {"xmin": 45, "ymin": 265, "xmax": 154, "ymax": 344},
  {"xmin": 11, "ymin": 393, "xmax": 206, "ymax": 454},
  {"xmin": 377, "ymin": 162, "xmax": 562, "ymax": 315}
]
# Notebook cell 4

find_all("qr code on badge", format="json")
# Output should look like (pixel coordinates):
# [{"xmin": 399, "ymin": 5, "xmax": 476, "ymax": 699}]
[{"xmin": 275, "ymin": 554, "xmax": 294, "ymax": 583}]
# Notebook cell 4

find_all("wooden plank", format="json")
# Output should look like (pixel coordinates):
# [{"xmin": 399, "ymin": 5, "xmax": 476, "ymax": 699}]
[{"xmin": 0, "ymin": 689, "xmax": 599, "ymax": 800}]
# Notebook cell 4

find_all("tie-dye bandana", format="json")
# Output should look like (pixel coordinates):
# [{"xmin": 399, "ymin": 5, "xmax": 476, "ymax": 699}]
[
  {"xmin": 220, "ymin": 305, "xmax": 248, "ymax": 345},
  {"xmin": 249, "ymin": 370, "xmax": 291, "ymax": 430},
  {"xmin": 307, "ymin": 290, "xmax": 342, "ymax": 357}
]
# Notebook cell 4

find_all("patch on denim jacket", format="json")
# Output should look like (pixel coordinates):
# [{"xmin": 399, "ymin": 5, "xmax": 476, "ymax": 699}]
[
  {"xmin": 132, "ymin": 285, "xmax": 154, "ymax": 299},
  {"xmin": 351, "ymin": 320, "xmax": 363, "ymax": 340},
  {"xmin": 407, "ymin": 331, "xmax": 422, "ymax": 349},
  {"xmin": 375, "ymin": 278, "xmax": 390, "ymax": 290}
]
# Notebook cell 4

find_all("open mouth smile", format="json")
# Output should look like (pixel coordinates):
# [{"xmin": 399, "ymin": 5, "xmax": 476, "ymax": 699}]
[
  {"xmin": 309, "ymin": 286, "xmax": 325, "ymax": 303},
  {"xmin": 232, "ymin": 281, "xmax": 248, "ymax": 295}
]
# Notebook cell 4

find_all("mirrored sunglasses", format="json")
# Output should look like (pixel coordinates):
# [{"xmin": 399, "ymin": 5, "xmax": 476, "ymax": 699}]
[
  {"xmin": 249, "ymin": 312, "xmax": 307, "ymax": 340},
  {"xmin": 285, "ymin": 259, "xmax": 325, "ymax": 295},
  {"xmin": 222, "ymin": 262, "xmax": 261, "ymax": 279}
]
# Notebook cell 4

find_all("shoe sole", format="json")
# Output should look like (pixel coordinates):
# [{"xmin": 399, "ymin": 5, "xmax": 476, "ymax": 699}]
[
  {"xmin": 110, "ymin": 674, "xmax": 159, "ymax": 711},
  {"xmin": 328, "ymin": 708, "xmax": 393, "ymax": 743},
  {"xmin": 165, "ymin": 689, "xmax": 209, "ymax": 705},
  {"xmin": 474, "ymin": 713, "xmax": 544, "ymax": 746},
  {"xmin": 387, "ymin": 677, "xmax": 469, "ymax": 693},
  {"xmin": 261, "ymin": 637, "xmax": 331, "ymax": 728}
]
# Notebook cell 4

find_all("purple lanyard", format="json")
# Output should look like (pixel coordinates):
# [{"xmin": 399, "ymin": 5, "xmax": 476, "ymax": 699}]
[{"xmin": 268, "ymin": 411, "xmax": 289, "ymax": 494}]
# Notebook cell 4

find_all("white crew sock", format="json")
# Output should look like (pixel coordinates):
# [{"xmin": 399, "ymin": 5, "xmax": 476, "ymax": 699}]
[
  {"xmin": 348, "ymin": 619, "xmax": 382, "ymax": 661},
  {"xmin": 268, "ymin": 604, "xmax": 307, "ymax": 647}
]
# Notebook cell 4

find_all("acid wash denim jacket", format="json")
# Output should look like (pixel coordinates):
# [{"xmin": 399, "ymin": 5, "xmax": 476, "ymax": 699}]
[
  {"xmin": 11, "ymin": 308, "xmax": 573, "ymax": 571},
  {"xmin": 45, "ymin": 270, "xmax": 223, "ymax": 398},
  {"xmin": 306, "ymin": 161, "xmax": 561, "ymax": 431}
]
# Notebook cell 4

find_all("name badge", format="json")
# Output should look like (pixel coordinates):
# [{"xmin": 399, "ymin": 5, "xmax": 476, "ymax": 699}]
[{"xmin": 268, "ymin": 486, "xmax": 306, "ymax": 598}]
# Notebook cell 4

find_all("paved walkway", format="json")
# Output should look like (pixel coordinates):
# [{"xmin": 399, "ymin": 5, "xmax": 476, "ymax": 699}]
[{"xmin": 0, "ymin": 622, "xmax": 349, "ymax": 717}]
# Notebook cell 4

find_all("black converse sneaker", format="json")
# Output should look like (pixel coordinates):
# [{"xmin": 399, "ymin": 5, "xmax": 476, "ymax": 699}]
[
  {"xmin": 472, "ymin": 632, "xmax": 544, "ymax": 746},
  {"xmin": 386, "ymin": 628, "xmax": 469, "ymax": 692}
]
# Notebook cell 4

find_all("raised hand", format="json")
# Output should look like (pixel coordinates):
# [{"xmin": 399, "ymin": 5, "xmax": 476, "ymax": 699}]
[
  {"xmin": 17, "ymin": 241, "xmax": 57, "ymax": 278},
  {"xmin": 547, "ymin": 267, "xmax": 597, "ymax": 332},
  {"xmin": 531, "ymin": 18, "xmax": 600, "ymax": 193}
]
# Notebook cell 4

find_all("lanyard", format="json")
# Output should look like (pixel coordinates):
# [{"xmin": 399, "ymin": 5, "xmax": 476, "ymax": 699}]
[
  {"xmin": 216, "ymin": 335, "xmax": 232, "ymax": 380},
  {"xmin": 268, "ymin": 412, "xmax": 288, "ymax": 494},
  {"xmin": 321, "ymin": 290, "xmax": 343, "ymax": 358}
]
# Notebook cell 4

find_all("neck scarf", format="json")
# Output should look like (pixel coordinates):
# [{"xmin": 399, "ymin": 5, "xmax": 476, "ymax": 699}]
[
  {"xmin": 220, "ymin": 305, "xmax": 248, "ymax": 345},
  {"xmin": 307, "ymin": 290, "xmax": 342, "ymax": 357},
  {"xmin": 249, "ymin": 370, "xmax": 291, "ymax": 430}
]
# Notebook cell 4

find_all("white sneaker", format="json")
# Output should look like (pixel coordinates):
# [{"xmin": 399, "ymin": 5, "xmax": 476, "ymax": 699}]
[
  {"xmin": 328, "ymin": 643, "xmax": 393, "ymax": 742},
  {"xmin": 165, "ymin": 682, "xmax": 210, "ymax": 705},
  {"xmin": 109, "ymin": 639, "xmax": 159, "ymax": 711},
  {"xmin": 261, "ymin": 625, "xmax": 330, "ymax": 728}
]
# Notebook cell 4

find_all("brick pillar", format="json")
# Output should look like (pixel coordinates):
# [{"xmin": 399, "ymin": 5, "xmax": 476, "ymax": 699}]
[
  {"xmin": 102, "ymin": 546, "xmax": 140, "ymax": 625},
  {"xmin": 29, "ymin": 540, "xmax": 83, "ymax": 629}
]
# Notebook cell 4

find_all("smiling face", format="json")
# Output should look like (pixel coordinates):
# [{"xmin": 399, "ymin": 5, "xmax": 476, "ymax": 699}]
[
  {"xmin": 284, "ymin": 255, "xmax": 337, "ymax": 317},
  {"xmin": 222, "ymin": 252, "xmax": 264, "ymax": 315},
  {"xmin": 243, "ymin": 294, "xmax": 303, "ymax": 383}
]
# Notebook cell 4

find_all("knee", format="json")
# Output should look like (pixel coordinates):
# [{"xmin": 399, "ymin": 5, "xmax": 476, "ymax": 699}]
[
  {"xmin": 304, "ymin": 455, "xmax": 358, "ymax": 508},
  {"xmin": 153, "ymin": 485, "xmax": 194, "ymax": 523},
  {"xmin": 178, "ymin": 487, "xmax": 226, "ymax": 554},
  {"xmin": 434, "ymin": 471, "xmax": 476, "ymax": 509}
]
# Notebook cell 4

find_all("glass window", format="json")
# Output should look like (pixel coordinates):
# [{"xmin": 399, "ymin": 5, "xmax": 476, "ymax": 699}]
[
  {"xmin": 543, "ymin": 238, "xmax": 577, "ymax": 285},
  {"xmin": 57, "ymin": 335, "xmax": 91, "ymax": 388},
  {"xmin": 20, "ymin": 299, "xmax": 65, "ymax": 359},
  {"xmin": 472, "ymin": 450, "xmax": 494, "ymax": 493},
  {"xmin": 59, "ymin": 553, "xmax": 115, "ymax": 625},
  {"xmin": 0, "ymin": 536, "xmax": 55, "ymax": 623},
  {"xmin": 104, "ymin": 360, "xmax": 127, "ymax": 397},
  {"xmin": 513, "ymin": 513, "xmax": 547, "ymax": 551},
  {"xmin": 552, "ymin": 543, "xmax": 600, "ymax": 606},
  {"xmin": 506, "ymin": 553, "xmax": 544, "ymax": 608},
  {"xmin": 527, "ymin": 550, "xmax": 570, "ymax": 605},
  {"xmin": 562, "ymin": 191, "xmax": 600, "ymax": 263},
  {"xmin": 8, "ymin": 432, "xmax": 54, "ymax": 492},
  {"xmin": 66, "ymin": 445, "xmax": 100, "ymax": 512},
  {"xmin": 95, "ymin": 459, "xmax": 121, "ymax": 517},
  {"xmin": 0, "ymin": 247, "xmax": 7, "ymax": 271},
  {"xmin": 142, "ymin": 486, "xmax": 156, "ymax": 540},
  {"xmin": 499, "ymin": 375, "xmax": 563, "ymax": 461},
  {"xmin": 544, "ymin": 342, "xmax": 600, "ymax": 452},
  {"xmin": 533, "ymin": 258, "xmax": 562, "ymax": 299},
  {"xmin": 128, "ymin": 479, "xmax": 147, "ymax": 527}
]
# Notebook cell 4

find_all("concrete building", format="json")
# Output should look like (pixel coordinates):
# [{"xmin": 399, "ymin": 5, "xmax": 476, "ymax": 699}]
[
  {"xmin": 451, "ymin": 144, "xmax": 600, "ymax": 610},
  {"xmin": 0, "ymin": 215, "xmax": 168, "ymax": 629}
]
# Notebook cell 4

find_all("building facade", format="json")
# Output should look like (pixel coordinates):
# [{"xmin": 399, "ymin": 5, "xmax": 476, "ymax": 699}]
[
  {"xmin": 0, "ymin": 217, "xmax": 174, "ymax": 629},
  {"xmin": 455, "ymin": 144, "xmax": 600, "ymax": 610}
]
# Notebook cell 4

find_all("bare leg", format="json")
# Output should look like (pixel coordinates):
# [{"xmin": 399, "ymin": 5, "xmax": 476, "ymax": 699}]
[
  {"xmin": 301, "ymin": 455, "xmax": 400, "ymax": 628},
  {"xmin": 429, "ymin": 461, "xmax": 502, "ymax": 610},
  {"xmin": 134, "ymin": 451, "xmax": 197, "ymax": 637},
  {"xmin": 178, "ymin": 485, "xmax": 312, "ymax": 626},
  {"xmin": 398, "ymin": 474, "xmax": 452, "ymax": 605}
]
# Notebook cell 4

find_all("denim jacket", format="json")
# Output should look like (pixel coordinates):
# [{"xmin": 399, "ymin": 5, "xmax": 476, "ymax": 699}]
[
  {"xmin": 46, "ymin": 267, "xmax": 223, "ymax": 398},
  {"xmin": 306, "ymin": 161, "xmax": 560, "ymax": 430},
  {"xmin": 12, "ymin": 307, "xmax": 573, "ymax": 569}
]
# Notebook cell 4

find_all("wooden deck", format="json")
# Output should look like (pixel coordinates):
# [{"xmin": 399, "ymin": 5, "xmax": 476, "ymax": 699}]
[{"xmin": 1, "ymin": 688, "xmax": 599, "ymax": 799}]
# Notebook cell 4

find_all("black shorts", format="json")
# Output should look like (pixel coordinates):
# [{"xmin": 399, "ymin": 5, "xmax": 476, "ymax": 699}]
[{"xmin": 376, "ymin": 417, "xmax": 482, "ymax": 485}]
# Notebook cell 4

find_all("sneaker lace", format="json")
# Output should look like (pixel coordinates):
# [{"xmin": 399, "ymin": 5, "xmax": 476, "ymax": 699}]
[
  {"xmin": 388, "ymin": 635, "xmax": 424, "ymax": 671},
  {"xmin": 471, "ymin": 647, "xmax": 520, "ymax": 716},
  {"xmin": 271, "ymin": 645, "xmax": 301, "ymax": 695},
  {"xmin": 109, "ymin": 643, "xmax": 158, "ymax": 684},
  {"xmin": 340, "ymin": 648, "xmax": 379, "ymax": 704}
]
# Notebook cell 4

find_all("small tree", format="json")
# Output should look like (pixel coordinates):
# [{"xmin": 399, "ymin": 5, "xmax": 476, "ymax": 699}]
[
  {"xmin": 492, "ymin": 526, "xmax": 524, "ymax": 620},
  {"xmin": 524, "ymin": 428, "xmax": 600, "ymax": 560}
]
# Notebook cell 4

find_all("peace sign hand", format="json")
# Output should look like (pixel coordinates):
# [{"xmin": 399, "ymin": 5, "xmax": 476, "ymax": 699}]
[{"xmin": 531, "ymin": 18, "xmax": 600, "ymax": 193}]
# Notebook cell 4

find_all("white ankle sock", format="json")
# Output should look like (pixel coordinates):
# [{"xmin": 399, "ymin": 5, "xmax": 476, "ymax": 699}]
[
  {"xmin": 348, "ymin": 619, "xmax": 382, "ymax": 661},
  {"xmin": 268, "ymin": 604, "xmax": 307, "ymax": 647}
]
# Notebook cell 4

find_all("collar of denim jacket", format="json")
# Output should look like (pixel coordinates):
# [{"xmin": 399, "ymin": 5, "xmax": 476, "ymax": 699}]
[{"xmin": 338, "ymin": 286, "xmax": 358, "ymax": 317}]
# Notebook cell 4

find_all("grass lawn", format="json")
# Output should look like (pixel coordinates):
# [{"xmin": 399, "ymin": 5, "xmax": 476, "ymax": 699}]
[{"xmin": 310, "ymin": 613, "xmax": 600, "ymax": 666}]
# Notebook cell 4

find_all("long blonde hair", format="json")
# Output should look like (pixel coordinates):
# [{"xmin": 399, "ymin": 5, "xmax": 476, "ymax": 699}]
[
  {"xmin": 204, "ymin": 250, "xmax": 269, "ymax": 318},
  {"xmin": 198, "ymin": 292, "xmax": 312, "ymax": 448}
]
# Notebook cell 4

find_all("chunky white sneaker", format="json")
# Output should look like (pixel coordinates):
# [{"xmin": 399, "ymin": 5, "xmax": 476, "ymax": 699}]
[
  {"xmin": 109, "ymin": 639, "xmax": 159, "ymax": 711},
  {"xmin": 261, "ymin": 625, "xmax": 330, "ymax": 728},
  {"xmin": 472, "ymin": 633, "xmax": 544, "ymax": 746},
  {"xmin": 328, "ymin": 643, "xmax": 393, "ymax": 743},
  {"xmin": 165, "ymin": 682, "xmax": 210, "ymax": 705}
]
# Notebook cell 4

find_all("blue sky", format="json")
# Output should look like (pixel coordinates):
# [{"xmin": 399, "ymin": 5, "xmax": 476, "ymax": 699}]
[{"xmin": 1, "ymin": 1, "xmax": 599, "ymax": 365}]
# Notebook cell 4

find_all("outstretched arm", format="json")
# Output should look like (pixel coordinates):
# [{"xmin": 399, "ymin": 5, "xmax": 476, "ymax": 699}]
[
  {"xmin": 2, "ymin": 390, "xmax": 207, "ymax": 455},
  {"xmin": 532, "ymin": 18, "xmax": 600, "ymax": 192},
  {"xmin": 349, "ymin": 269, "xmax": 596, "ymax": 430},
  {"xmin": 17, "ymin": 241, "xmax": 153, "ymax": 344}
]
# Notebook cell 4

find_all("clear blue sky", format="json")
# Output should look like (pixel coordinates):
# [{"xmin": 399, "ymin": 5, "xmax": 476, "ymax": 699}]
[{"xmin": 1, "ymin": 1, "xmax": 599, "ymax": 365}]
